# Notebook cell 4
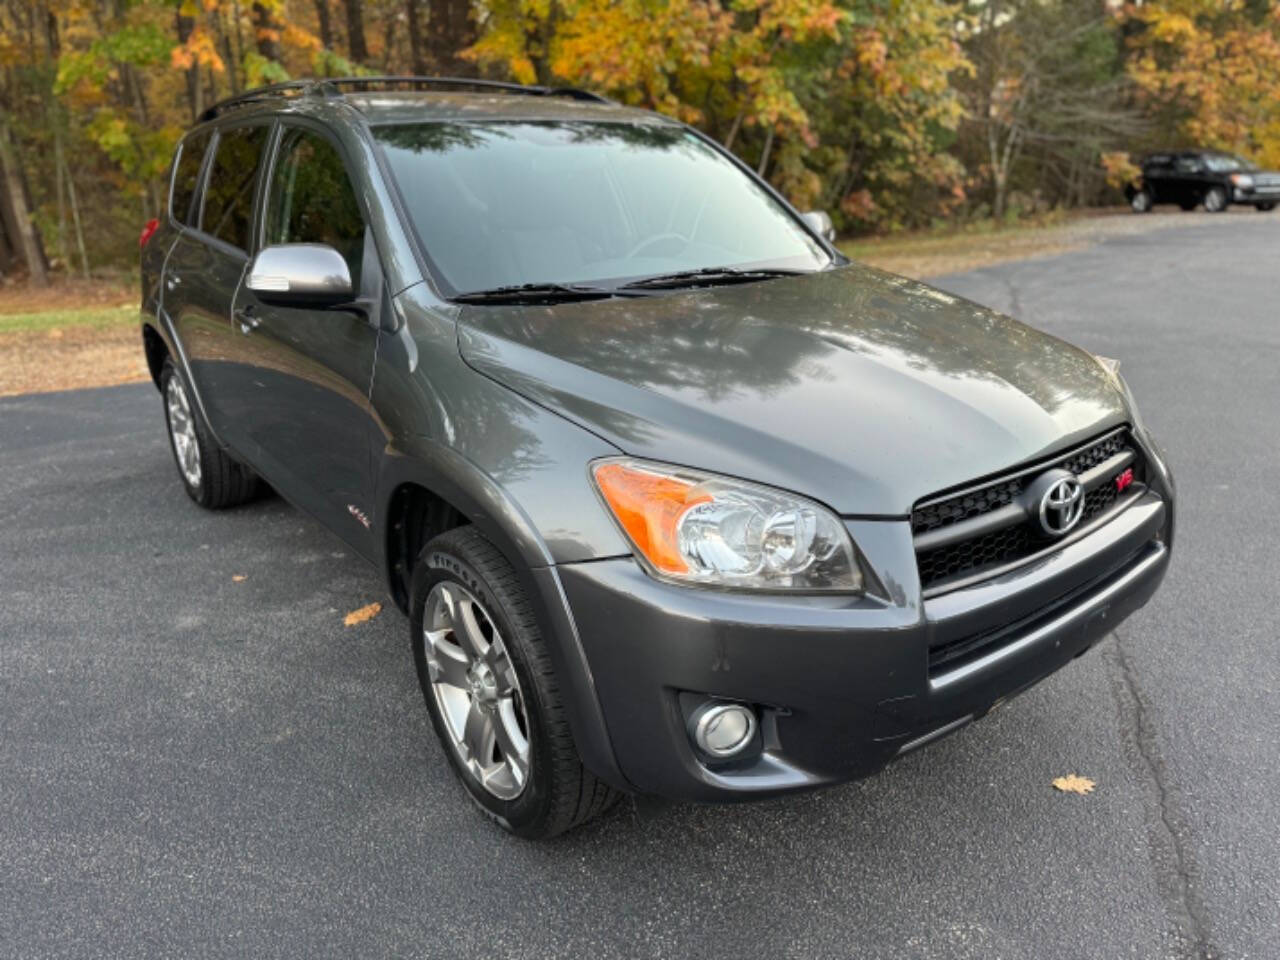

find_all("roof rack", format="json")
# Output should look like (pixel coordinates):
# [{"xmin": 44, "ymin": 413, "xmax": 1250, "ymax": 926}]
[{"xmin": 198, "ymin": 75, "xmax": 610, "ymax": 123}]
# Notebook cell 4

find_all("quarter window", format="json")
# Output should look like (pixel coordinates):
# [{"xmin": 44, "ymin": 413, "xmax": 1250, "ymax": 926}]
[
  {"xmin": 265, "ymin": 128, "xmax": 366, "ymax": 288},
  {"xmin": 201, "ymin": 125, "xmax": 269, "ymax": 251},
  {"xmin": 170, "ymin": 130, "xmax": 212, "ymax": 225}
]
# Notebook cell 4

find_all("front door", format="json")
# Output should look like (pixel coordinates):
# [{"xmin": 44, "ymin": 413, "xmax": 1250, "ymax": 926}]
[{"xmin": 229, "ymin": 123, "xmax": 382, "ymax": 556}]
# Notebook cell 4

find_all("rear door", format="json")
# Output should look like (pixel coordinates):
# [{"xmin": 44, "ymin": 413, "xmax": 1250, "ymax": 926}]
[
  {"xmin": 1173, "ymin": 153, "xmax": 1208, "ymax": 206},
  {"xmin": 1142, "ymin": 155, "xmax": 1174, "ymax": 203},
  {"xmin": 226, "ymin": 121, "xmax": 382, "ymax": 554},
  {"xmin": 163, "ymin": 122, "xmax": 272, "ymax": 447}
]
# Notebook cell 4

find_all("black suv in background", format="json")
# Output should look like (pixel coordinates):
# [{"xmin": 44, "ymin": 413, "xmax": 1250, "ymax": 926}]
[{"xmin": 1127, "ymin": 149, "xmax": 1280, "ymax": 213}]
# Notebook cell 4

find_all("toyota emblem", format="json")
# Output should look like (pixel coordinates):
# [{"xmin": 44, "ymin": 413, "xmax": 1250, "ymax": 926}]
[{"xmin": 1039, "ymin": 476, "xmax": 1084, "ymax": 536}]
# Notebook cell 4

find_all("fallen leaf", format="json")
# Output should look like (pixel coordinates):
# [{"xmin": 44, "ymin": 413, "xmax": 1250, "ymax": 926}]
[
  {"xmin": 231, "ymin": 574, "xmax": 247, "ymax": 583},
  {"xmin": 47, "ymin": 328, "xmax": 64, "ymax": 339},
  {"xmin": 344, "ymin": 602, "xmax": 382, "ymax": 627},
  {"xmin": 1052, "ymin": 774, "xmax": 1096, "ymax": 795}
]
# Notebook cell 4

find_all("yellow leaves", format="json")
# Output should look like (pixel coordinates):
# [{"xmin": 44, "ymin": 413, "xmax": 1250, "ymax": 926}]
[
  {"xmin": 343, "ymin": 602, "xmax": 382, "ymax": 627},
  {"xmin": 282, "ymin": 24, "xmax": 322, "ymax": 54},
  {"xmin": 1127, "ymin": 0, "xmax": 1280, "ymax": 162},
  {"xmin": 1100, "ymin": 152, "xmax": 1141, "ymax": 190},
  {"xmin": 1052, "ymin": 774, "xmax": 1096, "ymax": 796},
  {"xmin": 231, "ymin": 574, "xmax": 247, "ymax": 583},
  {"xmin": 171, "ymin": 28, "xmax": 225, "ymax": 74}
]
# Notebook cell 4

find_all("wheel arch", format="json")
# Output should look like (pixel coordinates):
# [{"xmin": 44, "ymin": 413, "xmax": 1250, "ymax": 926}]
[
  {"xmin": 374, "ymin": 439, "xmax": 631, "ymax": 792},
  {"xmin": 142, "ymin": 320, "xmax": 169, "ymax": 390}
]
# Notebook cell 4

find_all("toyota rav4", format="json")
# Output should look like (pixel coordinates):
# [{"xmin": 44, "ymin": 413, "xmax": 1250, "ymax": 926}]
[{"xmin": 139, "ymin": 77, "xmax": 1175, "ymax": 838}]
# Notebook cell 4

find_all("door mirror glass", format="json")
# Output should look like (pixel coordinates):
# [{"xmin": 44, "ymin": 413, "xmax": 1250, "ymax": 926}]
[
  {"xmin": 800, "ymin": 210, "xmax": 837, "ymax": 243},
  {"xmin": 246, "ymin": 244, "xmax": 353, "ymax": 306}
]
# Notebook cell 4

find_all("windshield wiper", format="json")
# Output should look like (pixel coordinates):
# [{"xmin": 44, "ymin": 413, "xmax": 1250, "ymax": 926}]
[
  {"xmin": 618, "ymin": 266, "xmax": 808, "ymax": 291},
  {"xmin": 452, "ymin": 282, "xmax": 621, "ymax": 305}
]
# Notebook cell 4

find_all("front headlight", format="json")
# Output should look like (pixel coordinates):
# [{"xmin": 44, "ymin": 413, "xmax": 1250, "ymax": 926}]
[
  {"xmin": 591, "ymin": 459, "xmax": 863, "ymax": 592},
  {"xmin": 1230, "ymin": 173, "xmax": 1254, "ymax": 188}
]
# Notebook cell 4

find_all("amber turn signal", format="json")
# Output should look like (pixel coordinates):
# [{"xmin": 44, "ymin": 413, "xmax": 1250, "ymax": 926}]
[{"xmin": 592, "ymin": 462, "xmax": 710, "ymax": 574}]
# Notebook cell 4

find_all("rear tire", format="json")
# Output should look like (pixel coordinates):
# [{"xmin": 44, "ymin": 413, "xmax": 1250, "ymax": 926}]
[
  {"xmin": 1130, "ymin": 189, "xmax": 1152, "ymax": 213},
  {"xmin": 159, "ymin": 358, "xmax": 259, "ymax": 509},
  {"xmin": 409, "ymin": 526, "xmax": 621, "ymax": 838},
  {"xmin": 1258, "ymin": 202, "xmax": 1275, "ymax": 212},
  {"xmin": 1203, "ymin": 186, "xmax": 1227, "ymax": 213}
]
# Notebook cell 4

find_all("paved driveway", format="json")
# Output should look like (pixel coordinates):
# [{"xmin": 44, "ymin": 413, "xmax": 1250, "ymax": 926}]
[{"xmin": 2, "ymin": 215, "xmax": 1277, "ymax": 958}]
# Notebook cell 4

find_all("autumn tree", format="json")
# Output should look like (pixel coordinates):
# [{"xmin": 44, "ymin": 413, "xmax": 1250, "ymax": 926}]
[
  {"xmin": 957, "ymin": 0, "xmax": 1143, "ymax": 218},
  {"xmin": 1125, "ymin": 0, "xmax": 1280, "ymax": 167}
]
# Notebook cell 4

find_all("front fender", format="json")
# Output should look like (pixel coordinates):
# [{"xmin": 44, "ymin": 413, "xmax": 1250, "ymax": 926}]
[{"xmin": 372, "ymin": 440, "xmax": 632, "ymax": 792}]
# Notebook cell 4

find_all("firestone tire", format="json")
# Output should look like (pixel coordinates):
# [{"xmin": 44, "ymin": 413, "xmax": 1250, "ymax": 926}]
[
  {"xmin": 409, "ymin": 526, "xmax": 622, "ymax": 839},
  {"xmin": 159, "ymin": 358, "xmax": 260, "ymax": 510}
]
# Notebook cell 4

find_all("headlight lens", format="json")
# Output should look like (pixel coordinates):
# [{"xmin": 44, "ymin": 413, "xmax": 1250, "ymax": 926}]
[
  {"xmin": 1230, "ymin": 172, "xmax": 1254, "ymax": 188},
  {"xmin": 592, "ymin": 459, "xmax": 862, "ymax": 592}
]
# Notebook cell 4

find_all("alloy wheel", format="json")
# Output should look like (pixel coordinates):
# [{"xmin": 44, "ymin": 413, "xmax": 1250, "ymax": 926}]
[
  {"xmin": 165, "ymin": 374, "xmax": 202, "ymax": 489},
  {"xmin": 423, "ymin": 580, "xmax": 531, "ymax": 800},
  {"xmin": 1204, "ymin": 188, "xmax": 1226, "ymax": 213}
]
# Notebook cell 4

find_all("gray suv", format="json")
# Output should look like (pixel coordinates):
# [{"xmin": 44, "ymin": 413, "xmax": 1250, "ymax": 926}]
[{"xmin": 140, "ymin": 77, "xmax": 1174, "ymax": 838}]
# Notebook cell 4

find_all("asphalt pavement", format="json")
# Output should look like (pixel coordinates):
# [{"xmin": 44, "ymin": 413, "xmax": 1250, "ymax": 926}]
[{"xmin": 2, "ymin": 212, "xmax": 1278, "ymax": 959}]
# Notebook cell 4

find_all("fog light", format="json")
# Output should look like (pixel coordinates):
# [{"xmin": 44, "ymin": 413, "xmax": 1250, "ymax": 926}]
[{"xmin": 691, "ymin": 702, "xmax": 757, "ymax": 758}]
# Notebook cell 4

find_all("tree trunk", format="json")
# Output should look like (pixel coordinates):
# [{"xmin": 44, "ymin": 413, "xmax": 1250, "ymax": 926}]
[
  {"xmin": 175, "ymin": 9, "xmax": 201, "ymax": 119},
  {"xmin": 252, "ymin": 1, "xmax": 283, "ymax": 62},
  {"xmin": 426, "ymin": 0, "xmax": 476, "ymax": 75},
  {"xmin": 314, "ymin": 0, "xmax": 333, "ymax": 50},
  {"xmin": 405, "ymin": 0, "xmax": 426, "ymax": 73},
  {"xmin": 60, "ymin": 151, "xmax": 90, "ymax": 278},
  {"xmin": 346, "ymin": 0, "xmax": 369, "ymax": 64},
  {"xmin": 0, "ymin": 117, "xmax": 49, "ymax": 287},
  {"xmin": 757, "ymin": 124, "xmax": 775, "ymax": 177}
]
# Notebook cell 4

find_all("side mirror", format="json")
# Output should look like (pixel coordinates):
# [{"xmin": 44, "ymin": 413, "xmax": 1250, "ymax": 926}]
[
  {"xmin": 246, "ymin": 243, "xmax": 353, "ymax": 307},
  {"xmin": 800, "ymin": 210, "xmax": 837, "ymax": 243}
]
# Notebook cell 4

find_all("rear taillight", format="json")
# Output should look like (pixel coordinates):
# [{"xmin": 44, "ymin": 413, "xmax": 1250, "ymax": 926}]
[{"xmin": 139, "ymin": 217, "xmax": 160, "ymax": 249}]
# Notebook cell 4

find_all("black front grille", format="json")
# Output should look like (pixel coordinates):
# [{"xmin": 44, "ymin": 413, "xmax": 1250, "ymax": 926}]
[{"xmin": 913, "ymin": 429, "xmax": 1143, "ymax": 592}]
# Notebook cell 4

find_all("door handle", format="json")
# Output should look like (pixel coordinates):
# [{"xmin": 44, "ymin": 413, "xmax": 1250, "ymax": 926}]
[{"xmin": 235, "ymin": 307, "xmax": 260, "ymax": 334}]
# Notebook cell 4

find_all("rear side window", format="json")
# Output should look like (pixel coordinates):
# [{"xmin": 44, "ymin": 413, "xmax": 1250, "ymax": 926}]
[
  {"xmin": 170, "ymin": 130, "xmax": 212, "ymax": 225},
  {"xmin": 264, "ymin": 128, "xmax": 366, "ymax": 288},
  {"xmin": 201, "ymin": 125, "xmax": 269, "ymax": 251}
]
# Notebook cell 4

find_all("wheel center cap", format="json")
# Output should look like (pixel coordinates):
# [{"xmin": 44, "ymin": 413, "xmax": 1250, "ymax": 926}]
[{"xmin": 467, "ymin": 663, "xmax": 497, "ymax": 702}]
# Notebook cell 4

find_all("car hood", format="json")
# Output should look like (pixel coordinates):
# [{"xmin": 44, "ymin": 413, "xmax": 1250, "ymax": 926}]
[{"xmin": 456, "ymin": 264, "xmax": 1128, "ymax": 516}]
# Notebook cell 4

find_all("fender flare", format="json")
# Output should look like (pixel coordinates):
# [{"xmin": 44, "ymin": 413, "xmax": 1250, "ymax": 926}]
[{"xmin": 374, "ymin": 438, "xmax": 633, "ymax": 793}]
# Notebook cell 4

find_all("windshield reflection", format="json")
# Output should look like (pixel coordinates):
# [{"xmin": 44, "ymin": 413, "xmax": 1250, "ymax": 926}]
[{"xmin": 374, "ymin": 121, "xmax": 830, "ymax": 294}]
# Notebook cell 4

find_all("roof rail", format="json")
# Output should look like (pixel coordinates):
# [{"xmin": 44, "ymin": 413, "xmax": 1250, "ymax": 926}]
[
  {"xmin": 197, "ymin": 75, "xmax": 611, "ymax": 122},
  {"xmin": 315, "ymin": 75, "xmax": 612, "ymax": 104},
  {"xmin": 197, "ymin": 80, "xmax": 328, "ymax": 123}
]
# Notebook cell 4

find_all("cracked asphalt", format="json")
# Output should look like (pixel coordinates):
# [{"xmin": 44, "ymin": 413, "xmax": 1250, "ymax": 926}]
[{"xmin": 2, "ymin": 213, "xmax": 1278, "ymax": 958}]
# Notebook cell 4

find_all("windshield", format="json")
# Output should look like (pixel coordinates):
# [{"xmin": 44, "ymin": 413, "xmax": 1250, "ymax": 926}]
[
  {"xmin": 1203, "ymin": 154, "xmax": 1249, "ymax": 172},
  {"xmin": 373, "ymin": 121, "xmax": 831, "ymax": 294}
]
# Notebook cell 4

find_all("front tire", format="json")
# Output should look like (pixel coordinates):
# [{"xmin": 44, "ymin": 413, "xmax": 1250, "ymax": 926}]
[
  {"xmin": 409, "ymin": 527, "xmax": 621, "ymax": 838},
  {"xmin": 1203, "ymin": 186, "xmax": 1227, "ymax": 213},
  {"xmin": 159, "ymin": 358, "xmax": 259, "ymax": 509},
  {"xmin": 1257, "ymin": 202, "xmax": 1275, "ymax": 212}
]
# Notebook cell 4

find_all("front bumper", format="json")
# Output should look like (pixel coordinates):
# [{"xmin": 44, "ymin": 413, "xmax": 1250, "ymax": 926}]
[
  {"xmin": 558, "ymin": 487, "xmax": 1171, "ymax": 801},
  {"xmin": 1234, "ymin": 187, "xmax": 1280, "ymax": 203}
]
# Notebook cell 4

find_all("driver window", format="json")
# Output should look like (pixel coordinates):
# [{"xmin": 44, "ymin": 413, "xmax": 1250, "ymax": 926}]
[
  {"xmin": 265, "ymin": 128, "xmax": 366, "ymax": 289},
  {"xmin": 1175, "ymin": 156, "xmax": 1203, "ymax": 174}
]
